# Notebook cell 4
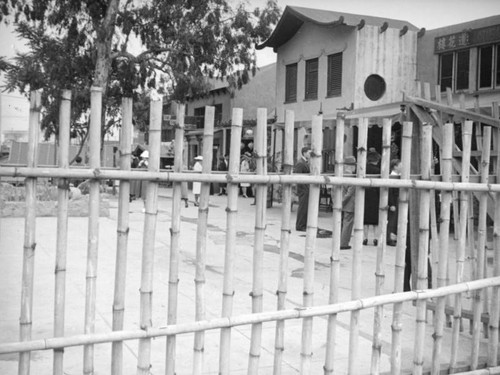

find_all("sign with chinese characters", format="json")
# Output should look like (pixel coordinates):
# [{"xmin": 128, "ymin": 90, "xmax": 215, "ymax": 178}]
[{"xmin": 434, "ymin": 24, "xmax": 500, "ymax": 53}]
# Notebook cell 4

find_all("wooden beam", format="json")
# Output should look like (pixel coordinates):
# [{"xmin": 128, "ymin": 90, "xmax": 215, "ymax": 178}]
[{"xmin": 403, "ymin": 94, "xmax": 500, "ymax": 128}]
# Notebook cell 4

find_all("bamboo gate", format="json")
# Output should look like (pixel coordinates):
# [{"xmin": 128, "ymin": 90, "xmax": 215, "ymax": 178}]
[{"xmin": 1, "ymin": 86, "xmax": 500, "ymax": 374}]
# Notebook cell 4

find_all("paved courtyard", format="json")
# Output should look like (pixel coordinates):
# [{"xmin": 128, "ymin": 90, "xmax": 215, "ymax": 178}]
[{"xmin": 0, "ymin": 186, "xmax": 487, "ymax": 374}]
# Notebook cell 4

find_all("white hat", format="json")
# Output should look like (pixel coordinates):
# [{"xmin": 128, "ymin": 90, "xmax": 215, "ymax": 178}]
[
  {"xmin": 141, "ymin": 150, "xmax": 149, "ymax": 158},
  {"xmin": 194, "ymin": 155, "xmax": 203, "ymax": 161}
]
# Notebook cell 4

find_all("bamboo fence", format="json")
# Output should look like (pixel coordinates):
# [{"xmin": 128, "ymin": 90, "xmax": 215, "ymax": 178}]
[
  {"xmin": 111, "ymin": 97, "xmax": 133, "ymax": 375},
  {"xmin": 323, "ymin": 112, "xmax": 346, "ymax": 375},
  {"xmin": 471, "ymin": 127, "xmax": 492, "ymax": 370},
  {"xmin": 450, "ymin": 120, "xmax": 474, "ymax": 372},
  {"xmin": 431, "ymin": 122, "xmax": 454, "ymax": 375},
  {"xmin": 247, "ymin": 108, "xmax": 268, "ymax": 375},
  {"xmin": 391, "ymin": 121, "xmax": 413, "ymax": 375},
  {"xmin": 83, "ymin": 87, "xmax": 102, "ymax": 375},
  {"xmin": 348, "ymin": 117, "xmax": 368, "ymax": 374},
  {"xmin": 4, "ymin": 89, "xmax": 500, "ymax": 375},
  {"xmin": 165, "ymin": 103, "xmax": 185, "ymax": 375},
  {"xmin": 193, "ymin": 106, "xmax": 215, "ymax": 374},
  {"xmin": 371, "ymin": 118, "xmax": 392, "ymax": 374},
  {"xmin": 136, "ymin": 98, "xmax": 162, "ymax": 375},
  {"xmin": 272, "ymin": 109, "xmax": 294, "ymax": 375},
  {"xmin": 53, "ymin": 89, "xmax": 71, "ymax": 375},
  {"xmin": 299, "ymin": 114, "xmax": 323, "ymax": 374},
  {"xmin": 19, "ymin": 89, "xmax": 41, "ymax": 375}
]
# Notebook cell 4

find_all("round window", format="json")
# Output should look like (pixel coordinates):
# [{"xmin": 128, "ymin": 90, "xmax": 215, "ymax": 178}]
[{"xmin": 364, "ymin": 74, "xmax": 386, "ymax": 101}]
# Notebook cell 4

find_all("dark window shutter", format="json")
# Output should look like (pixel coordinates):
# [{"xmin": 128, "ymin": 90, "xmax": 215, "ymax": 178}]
[
  {"xmin": 285, "ymin": 63, "xmax": 298, "ymax": 102},
  {"xmin": 479, "ymin": 46, "xmax": 493, "ymax": 89},
  {"xmin": 455, "ymin": 50, "xmax": 469, "ymax": 90},
  {"xmin": 305, "ymin": 58, "xmax": 318, "ymax": 100},
  {"xmin": 327, "ymin": 53, "xmax": 342, "ymax": 97}
]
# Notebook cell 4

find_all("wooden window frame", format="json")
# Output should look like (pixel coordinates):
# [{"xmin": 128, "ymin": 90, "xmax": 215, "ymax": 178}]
[
  {"xmin": 285, "ymin": 63, "xmax": 298, "ymax": 103},
  {"xmin": 327, "ymin": 52, "xmax": 343, "ymax": 97},
  {"xmin": 304, "ymin": 58, "xmax": 319, "ymax": 101}
]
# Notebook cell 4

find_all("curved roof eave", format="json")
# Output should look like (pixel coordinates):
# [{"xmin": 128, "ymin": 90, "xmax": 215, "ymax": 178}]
[{"xmin": 257, "ymin": 5, "xmax": 419, "ymax": 50}]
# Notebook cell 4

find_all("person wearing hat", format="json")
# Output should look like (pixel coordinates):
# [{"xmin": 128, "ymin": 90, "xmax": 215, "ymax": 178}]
[
  {"xmin": 294, "ymin": 146, "xmax": 311, "ymax": 231},
  {"xmin": 363, "ymin": 148, "xmax": 381, "ymax": 245},
  {"xmin": 192, "ymin": 155, "xmax": 203, "ymax": 206},
  {"xmin": 239, "ymin": 152, "xmax": 252, "ymax": 198},
  {"xmin": 340, "ymin": 155, "xmax": 357, "ymax": 249}
]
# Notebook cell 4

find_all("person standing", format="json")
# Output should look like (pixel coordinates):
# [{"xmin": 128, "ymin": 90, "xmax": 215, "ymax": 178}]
[
  {"xmin": 192, "ymin": 155, "xmax": 203, "ymax": 206},
  {"xmin": 387, "ymin": 159, "xmax": 402, "ymax": 246},
  {"xmin": 294, "ymin": 146, "xmax": 311, "ymax": 232},
  {"xmin": 340, "ymin": 156, "xmax": 357, "ymax": 249},
  {"xmin": 240, "ymin": 152, "xmax": 252, "ymax": 198},
  {"xmin": 217, "ymin": 154, "xmax": 229, "ymax": 196},
  {"xmin": 363, "ymin": 148, "xmax": 381, "ymax": 245}
]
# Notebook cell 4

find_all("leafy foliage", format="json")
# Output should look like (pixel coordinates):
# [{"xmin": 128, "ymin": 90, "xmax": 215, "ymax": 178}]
[{"xmin": 0, "ymin": 0, "xmax": 281, "ymax": 141}]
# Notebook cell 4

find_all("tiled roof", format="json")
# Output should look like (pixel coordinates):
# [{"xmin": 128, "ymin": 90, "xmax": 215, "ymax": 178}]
[{"xmin": 257, "ymin": 6, "xmax": 419, "ymax": 50}]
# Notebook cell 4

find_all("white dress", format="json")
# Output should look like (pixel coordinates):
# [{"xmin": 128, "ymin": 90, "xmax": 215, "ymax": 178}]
[{"xmin": 192, "ymin": 161, "xmax": 202, "ymax": 194}]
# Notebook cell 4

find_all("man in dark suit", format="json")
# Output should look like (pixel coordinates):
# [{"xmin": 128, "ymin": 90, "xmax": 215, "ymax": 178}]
[
  {"xmin": 217, "ymin": 154, "xmax": 229, "ymax": 195},
  {"xmin": 294, "ymin": 146, "xmax": 311, "ymax": 231}
]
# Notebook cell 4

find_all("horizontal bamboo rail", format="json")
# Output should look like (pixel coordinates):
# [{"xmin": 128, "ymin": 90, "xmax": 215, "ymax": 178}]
[
  {"xmin": 1, "ymin": 167, "xmax": 499, "ymax": 192},
  {"xmin": 1, "ymin": 276, "xmax": 499, "ymax": 355}
]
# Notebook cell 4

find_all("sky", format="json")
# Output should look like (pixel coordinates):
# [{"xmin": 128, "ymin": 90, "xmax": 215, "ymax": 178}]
[{"xmin": 254, "ymin": 0, "xmax": 500, "ymax": 66}]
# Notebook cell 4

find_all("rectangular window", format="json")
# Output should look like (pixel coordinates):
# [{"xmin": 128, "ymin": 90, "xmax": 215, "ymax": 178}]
[
  {"xmin": 439, "ymin": 50, "xmax": 469, "ymax": 92},
  {"xmin": 214, "ymin": 103, "xmax": 223, "ymax": 126},
  {"xmin": 194, "ymin": 107, "xmax": 205, "ymax": 129},
  {"xmin": 285, "ymin": 63, "xmax": 297, "ymax": 103},
  {"xmin": 305, "ymin": 58, "xmax": 318, "ymax": 100},
  {"xmin": 497, "ymin": 45, "xmax": 500, "ymax": 87},
  {"xmin": 479, "ymin": 45, "xmax": 493, "ymax": 89},
  {"xmin": 456, "ymin": 50, "xmax": 469, "ymax": 90},
  {"xmin": 439, "ymin": 53, "xmax": 453, "ymax": 91},
  {"xmin": 327, "ymin": 52, "xmax": 342, "ymax": 97}
]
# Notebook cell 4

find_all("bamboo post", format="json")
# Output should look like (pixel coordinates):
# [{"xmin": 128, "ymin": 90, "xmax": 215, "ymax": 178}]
[
  {"xmin": 450, "ymin": 121, "xmax": 473, "ymax": 372},
  {"xmin": 448, "ymin": 89, "xmax": 460, "ymax": 242},
  {"xmin": 53, "ymin": 90, "xmax": 71, "ymax": 375},
  {"xmin": 83, "ymin": 87, "xmax": 102, "ymax": 375},
  {"xmin": 111, "ymin": 97, "xmax": 133, "ymax": 375},
  {"xmin": 371, "ymin": 118, "xmax": 392, "ymax": 373},
  {"xmin": 471, "ymin": 126, "xmax": 492, "ymax": 370},
  {"xmin": 348, "ymin": 118, "xmax": 368, "ymax": 374},
  {"xmin": 165, "ymin": 103, "xmax": 185, "ymax": 375},
  {"xmin": 299, "ymin": 114, "xmax": 323, "ymax": 375},
  {"xmin": 391, "ymin": 121, "xmax": 413, "ymax": 374},
  {"xmin": 192, "ymin": 106, "xmax": 215, "ymax": 375},
  {"xmin": 323, "ymin": 112, "xmax": 346, "ymax": 374},
  {"xmin": 136, "ymin": 98, "xmax": 162, "ymax": 375},
  {"xmin": 219, "ymin": 108, "xmax": 243, "ymax": 375},
  {"xmin": 273, "ymin": 110, "xmax": 294, "ymax": 375},
  {"xmin": 413, "ymin": 122, "xmax": 433, "ymax": 375},
  {"xmin": 431, "ymin": 122, "xmax": 453, "ymax": 375},
  {"xmin": 247, "ymin": 108, "xmax": 268, "ymax": 375},
  {"xmin": 488, "ymin": 116, "xmax": 500, "ymax": 367},
  {"xmin": 19, "ymin": 89, "xmax": 41, "ymax": 375}
]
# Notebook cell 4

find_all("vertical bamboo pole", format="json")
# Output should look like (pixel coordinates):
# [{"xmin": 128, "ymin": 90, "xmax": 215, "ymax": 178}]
[
  {"xmin": 247, "ymin": 108, "xmax": 268, "ymax": 375},
  {"xmin": 448, "ymin": 89, "xmax": 460, "ymax": 242},
  {"xmin": 18, "ymin": 89, "xmax": 41, "ymax": 375},
  {"xmin": 192, "ymin": 106, "xmax": 215, "ymax": 374},
  {"xmin": 391, "ymin": 121, "xmax": 413, "ymax": 375},
  {"xmin": 471, "ymin": 127, "xmax": 492, "ymax": 370},
  {"xmin": 431, "ymin": 122, "xmax": 453, "ymax": 374},
  {"xmin": 136, "ymin": 98, "xmax": 162, "ymax": 375},
  {"xmin": 488, "ymin": 112, "xmax": 500, "ymax": 366},
  {"xmin": 450, "ymin": 120, "xmax": 473, "ymax": 372},
  {"xmin": 53, "ymin": 90, "xmax": 71, "ymax": 375},
  {"xmin": 348, "ymin": 118, "xmax": 368, "ymax": 375},
  {"xmin": 413, "ymin": 122, "xmax": 433, "ymax": 375},
  {"xmin": 299, "ymin": 114, "xmax": 323, "ymax": 375},
  {"xmin": 323, "ymin": 112, "xmax": 345, "ymax": 375},
  {"xmin": 219, "ymin": 108, "xmax": 243, "ymax": 375},
  {"xmin": 111, "ymin": 97, "xmax": 133, "ymax": 375},
  {"xmin": 273, "ymin": 110, "xmax": 294, "ymax": 375},
  {"xmin": 83, "ymin": 87, "xmax": 102, "ymax": 375},
  {"xmin": 370, "ymin": 119, "xmax": 392, "ymax": 373},
  {"xmin": 165, "ymin": 103, "xmax": 185, "ymax": 375}
]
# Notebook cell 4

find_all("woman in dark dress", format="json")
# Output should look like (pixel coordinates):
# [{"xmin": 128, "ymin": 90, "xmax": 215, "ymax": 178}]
[{"xmin": 363, "ymin": 148, "xmax": 381, "ymax": 245}]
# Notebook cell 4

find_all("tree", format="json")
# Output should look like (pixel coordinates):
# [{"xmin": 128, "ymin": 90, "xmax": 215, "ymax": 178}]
[{"xmin": 0, "ymin": 0, "xmax": 281, "ymax": 150}]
